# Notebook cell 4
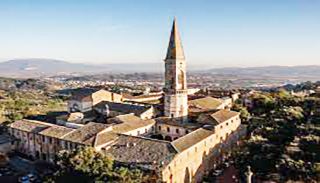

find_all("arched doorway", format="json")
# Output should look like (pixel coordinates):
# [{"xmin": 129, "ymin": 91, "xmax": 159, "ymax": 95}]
[
  {"xmin": 184, "ymin": 167, "xmax": 191, "ymax": 183},
  {"xmin": 165, "ymin": 136, "xmax": 172, "ymax": 141},
  {"xmin": 150, "ymin": 134, "xmax": 163, "ymax": 140}
]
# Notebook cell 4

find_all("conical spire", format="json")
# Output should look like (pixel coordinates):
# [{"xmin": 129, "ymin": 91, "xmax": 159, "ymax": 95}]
[{"xmin": 165, "ymin": 17, "xmax": 185, "ymax": 60}]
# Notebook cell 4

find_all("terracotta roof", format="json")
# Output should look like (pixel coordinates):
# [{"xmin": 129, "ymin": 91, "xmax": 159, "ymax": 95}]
[
  {"xmin": 70, "ymin": 88, "xmax": 98, "ymax": 101},
  {"xmin": 94, "ymin": 101, "xmax": 152, "ymax": 116},
  {"xmin": 8, "ymin": 120, "xmax": 51, "ymax": 133},
  {"xmin": 209, "ymin": 110, "xmax": 239, "ymax": 124},
  {"xmin": 94, "ymin": 131, "xmax": 118, "ymax": 147},
  {"xmin": 106, "ymin": 135, "xmax": 177, "ymax": 170},
  {"xmin": 189, "ymin": 97, "xmax": 223, "ymax": 112},
  {"xmin": 62, "ymin": 122, "xmax": 109, "ymax": 145},
  {"xmin": 172, "ymin": 128, "xmax": 213, "ymax": 153},
  {"xmin": 38, "ymin": 125, "xmax": 74, "ymax": 138},
  {"xmin": 109, "ymin": 114, "xmax": 155, "ymax": 134}
]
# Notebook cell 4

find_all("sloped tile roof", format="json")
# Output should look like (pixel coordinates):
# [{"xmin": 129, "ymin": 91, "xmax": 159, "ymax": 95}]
[
  {"xmin": 94, "ymin": 131, "xmax": 118, "ymax": 147},
  {"xmin": 70, "ymin": 88, "xmax": 98, "ymax": 101},
  {"xmin": 9, "ymin": 120, "xmax": 51, "ymax": 133},
  {"xmin": 171, "ymin": 128, "xmax": 213, "ymax": 153},
  {"xmin": 38, "ymin": 125, "xmax": 74, "ymax": 138},
  {"xmin": 189, "ymin": 97, "xmax": 223, "ymax": 112},
  {"xmin": 106, "ymin": 135, "xmax": 177, "ymax": 170},
  {"xmin": 209, "ymin": 110, "xmax": 239, "ymax": 124},
  {"xmin": 62, "ymin": 122, "xmax": 109, "ymax": 145},
  {"xmin": 109, "ymin": 114, "xmax": 155, "ymax": 134}
]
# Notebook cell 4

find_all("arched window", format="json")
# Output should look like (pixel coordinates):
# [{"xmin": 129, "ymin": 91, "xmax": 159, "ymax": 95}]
[{"xmin": 72, "ymin": 103, "xmax": 80, "ymax": 112}]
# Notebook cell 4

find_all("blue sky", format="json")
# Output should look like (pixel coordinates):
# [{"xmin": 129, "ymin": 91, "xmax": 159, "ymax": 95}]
[{"xmin": 0, "ymin": 0, "xmax": 319, "ymax": 68}]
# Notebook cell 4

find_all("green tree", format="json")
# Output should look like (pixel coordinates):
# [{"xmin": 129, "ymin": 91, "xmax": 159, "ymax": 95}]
[
  {"xmin": 7, "ymin": 111, "xmax": 23, "ymax": 122},
  {"xmin": 240, "ymin": 107, "xmax": 252, "ymax": 122},
  {"xmin": 48, "ymin": 147, "xmax": 148, "ymax": 183}
]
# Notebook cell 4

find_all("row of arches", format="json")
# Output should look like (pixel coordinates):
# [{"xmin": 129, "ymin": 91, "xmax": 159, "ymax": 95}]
[{"xmin": 150, "ymin": 134, "xmax": 179, "ymax": 142}]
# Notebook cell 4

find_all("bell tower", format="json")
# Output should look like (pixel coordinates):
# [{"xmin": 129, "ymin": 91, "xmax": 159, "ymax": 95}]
[{"xmin": 164, "ymin": 17, "xmax": 188, "ymax": 119}]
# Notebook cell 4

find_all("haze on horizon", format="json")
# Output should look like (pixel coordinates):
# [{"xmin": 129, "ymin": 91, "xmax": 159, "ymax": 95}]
[{"xmin": 0, "ymin": 0, "xmax": 319, "ymax": 68}]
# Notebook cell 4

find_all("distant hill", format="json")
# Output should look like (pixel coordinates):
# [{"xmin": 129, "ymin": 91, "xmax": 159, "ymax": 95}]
[
  {"xmin": 1, "ymin": 59, "xmax": 320, "ymax": 78},
  {"xmin": 0, "ymin": 59, "xmax": 163, "ymax": 78}
]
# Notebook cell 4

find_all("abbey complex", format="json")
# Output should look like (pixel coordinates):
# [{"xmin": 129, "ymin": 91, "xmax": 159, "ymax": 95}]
[{"xmin": 5, "ymin": 18, "xmax": 245, "ymax": 182}]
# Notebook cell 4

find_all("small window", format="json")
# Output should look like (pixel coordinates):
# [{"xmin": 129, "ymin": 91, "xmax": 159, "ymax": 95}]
[
  {"xmin": 220, "ymin": 125, "xmax": 223, "ymax": 129},
  {"xmin": 145, "ymin": 128, "xmax": 147, "ymax": 133},
  {"xmin": 137, "ymin": 131, "xmax": 140, "ymax": 135},
  {"xmin": 49, "ymin": 138, "xmax": 52, "ymax": 144},
  {"xmin": 167, "ymin": 127, "xmax": 170, "ymax": 132},
  {"xmin": 42, "ymin": 136, "xmax": 45, "ymax": 142},
  {"xmin": 176, "ymin": 129, "xmax": 179, "ymax": 134},
  {"xmin": 226, "ymin": 123, "xmax": 229, "ymax": 126},
  {"xmin": 186, "ymin": 130, "xmax": 189, "ymax": 134},
  {"xmin": 231, "ymin": 120, "xmax": 234, "ymax": 123},
  {"xmin": 158, "ymin": 126, "xmax": 161, "ymax": 130},
  {"xmin": 195, "ymin": 147, "xmax": 197, "ymax": 153}
]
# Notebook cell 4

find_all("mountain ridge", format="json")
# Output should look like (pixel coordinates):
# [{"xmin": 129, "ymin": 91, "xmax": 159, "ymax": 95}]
[{"xmin": 1, "ymin": 58, "xmax": 320, "ymax": 78}]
